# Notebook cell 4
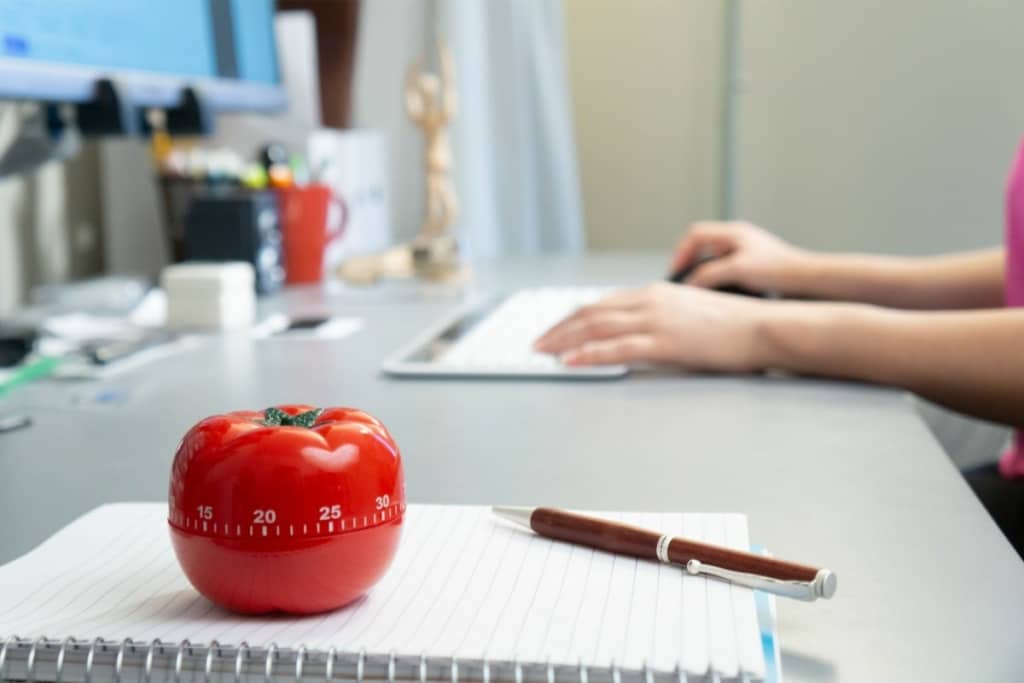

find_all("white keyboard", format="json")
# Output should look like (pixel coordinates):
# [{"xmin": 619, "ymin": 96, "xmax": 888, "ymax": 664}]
[{"xmin": 382, "ymin": 287, "xmax": 629, "ymax": 379}]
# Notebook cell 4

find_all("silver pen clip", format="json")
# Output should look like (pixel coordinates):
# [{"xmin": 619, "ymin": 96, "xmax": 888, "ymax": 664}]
[{"xmin": 685, "ymin": 559, "xmax": 837, "ymax": 601}]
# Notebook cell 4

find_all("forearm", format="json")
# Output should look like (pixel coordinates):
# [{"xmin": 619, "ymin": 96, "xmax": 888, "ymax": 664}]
[
  {"xmin": 783, "ymin": 248, "xmax": 1006, "ymax": 309},
  {"xmin": 757, "ymin": 302, "xmax": 1024, "ymax": 427}
]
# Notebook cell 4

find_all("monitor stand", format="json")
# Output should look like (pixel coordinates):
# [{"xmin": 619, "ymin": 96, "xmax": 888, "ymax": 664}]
[
  {"xmin": 0, "ymin": 105, "xmax": 79, "ymax": 179},
  {"xmin": 0, "ymin": 78, "xmax": 213, "ymax": 179}
]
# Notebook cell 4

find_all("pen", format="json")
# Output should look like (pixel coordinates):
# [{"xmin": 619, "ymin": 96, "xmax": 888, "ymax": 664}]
[{"xmin": 492, "ymin": 506, "xmax": 837, "ymax": 601}]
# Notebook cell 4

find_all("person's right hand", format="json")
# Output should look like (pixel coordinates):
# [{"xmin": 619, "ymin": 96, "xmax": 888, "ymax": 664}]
[{"xmin": 671, "ymin": 221, "xmax": 814, "ymax": 294}]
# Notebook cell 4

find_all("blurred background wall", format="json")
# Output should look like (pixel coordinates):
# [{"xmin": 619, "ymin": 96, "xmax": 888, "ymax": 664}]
[
  {"xmin": 566, "ymin": 0, "xmax": 1024, "ymax": 255},
  {"xmin": 5, "ymin": 0, "xmax": 1024, "ymax": 318},
  {"xmin": 564, "ymin": 1, "xmax": 725, "ymax": 252},
  {"xmin": 1, "ymin": 0, "xmax": 1019, "ymax": 462}
]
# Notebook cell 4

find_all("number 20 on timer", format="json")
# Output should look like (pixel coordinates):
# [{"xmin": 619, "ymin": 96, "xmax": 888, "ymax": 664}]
[{"xmin": 168, "ymin": 405, "xmax": 406, "ymax": 614}]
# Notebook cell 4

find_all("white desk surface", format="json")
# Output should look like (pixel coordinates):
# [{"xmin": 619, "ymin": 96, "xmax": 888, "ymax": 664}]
[{"xmin": 1, "ymin": 253, "xmax": 1022, "ymax": 682}]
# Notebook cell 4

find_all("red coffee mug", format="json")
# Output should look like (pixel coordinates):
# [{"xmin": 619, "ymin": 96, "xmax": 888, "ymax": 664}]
[{"xmin": 278, "ymin": 184, "xmax": 347, "ymax": 284}]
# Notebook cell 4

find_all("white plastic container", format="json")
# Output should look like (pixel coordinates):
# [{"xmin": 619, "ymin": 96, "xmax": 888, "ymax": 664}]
[{"xmin": 161, "ymin": 262, "xmax": 256, "ymax": 331}]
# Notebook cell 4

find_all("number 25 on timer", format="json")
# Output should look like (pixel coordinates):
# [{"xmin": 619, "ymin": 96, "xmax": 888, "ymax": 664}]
[{"xmin": 319, "ymin": 505, "xmax": 341, "ymax": 521}]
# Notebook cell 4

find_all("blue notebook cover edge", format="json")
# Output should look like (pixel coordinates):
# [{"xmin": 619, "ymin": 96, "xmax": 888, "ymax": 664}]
[
  {"xmin": 755, "ymin": 589, "xmax": 782, "ymax": 683},
  {"xmin": 752, "ymin": 545, "xmax": 783, "ymax": 683}
]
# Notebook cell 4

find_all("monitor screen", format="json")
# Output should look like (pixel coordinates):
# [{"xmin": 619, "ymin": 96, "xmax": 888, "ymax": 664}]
[{"xmin": 0, "ymin": 0, "xmax": 283, "ymax": 112}]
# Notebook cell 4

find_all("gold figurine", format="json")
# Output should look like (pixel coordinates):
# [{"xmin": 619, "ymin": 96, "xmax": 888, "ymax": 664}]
[
  {"xmin": 338, "ymin": 42, "xmax": 465, "ymax": 285},
  {"xmin": 406, "ymin": 44, "xmax": 459, "ymax": 244}
]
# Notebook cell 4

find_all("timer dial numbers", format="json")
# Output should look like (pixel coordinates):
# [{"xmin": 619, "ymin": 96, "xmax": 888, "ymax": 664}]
[{"xmin": 253, "ymin": 509, "xmax": 276, "ymax": 524}]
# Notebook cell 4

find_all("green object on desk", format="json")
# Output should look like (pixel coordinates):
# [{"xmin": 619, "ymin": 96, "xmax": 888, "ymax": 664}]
[{"xmin": 0, "ymin": 356, "xmax": 62, "ymax": 396}]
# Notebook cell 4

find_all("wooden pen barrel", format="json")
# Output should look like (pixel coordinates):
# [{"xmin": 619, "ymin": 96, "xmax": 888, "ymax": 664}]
[{"xmin": 531, "ymin": 507, "xmax": 820, "ymax": 583}]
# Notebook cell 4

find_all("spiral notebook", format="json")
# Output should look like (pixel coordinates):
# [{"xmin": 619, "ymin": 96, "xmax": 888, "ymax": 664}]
[{"xmin": 0, "ymin": 504, "xmax": 778, "ymax": 683}]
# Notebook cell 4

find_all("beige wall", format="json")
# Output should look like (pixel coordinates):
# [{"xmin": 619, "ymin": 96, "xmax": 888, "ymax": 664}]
[
  {"xmin": 564, "ymin": 0, "xmax": 725, "ymax": 252},
  {"xmin": 565, "ymin": 0, "xmax": 1024, "ymax": 256}
]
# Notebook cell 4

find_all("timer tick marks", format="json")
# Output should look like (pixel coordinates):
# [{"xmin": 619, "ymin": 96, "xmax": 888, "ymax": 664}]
[{"xmin": 177, "ymin": 501, "xmax": 404, "ymax": 541}]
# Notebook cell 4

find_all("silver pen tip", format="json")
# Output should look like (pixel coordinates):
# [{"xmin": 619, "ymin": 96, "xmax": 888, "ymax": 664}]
[{"xmin": 491, "ymin": 506, "xmax": 534, "ymax": 529}]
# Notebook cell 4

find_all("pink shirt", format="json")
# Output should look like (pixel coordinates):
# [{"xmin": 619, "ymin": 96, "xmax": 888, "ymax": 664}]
[{"xmin": 997, "ymin": 138, "xmax": 1024, "ymax": 479}]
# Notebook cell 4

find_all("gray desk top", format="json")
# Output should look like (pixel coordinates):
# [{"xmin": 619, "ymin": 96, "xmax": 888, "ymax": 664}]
[{"xmin": 1, "ymin": 253, "xmax": 1022, "ymax": 681}]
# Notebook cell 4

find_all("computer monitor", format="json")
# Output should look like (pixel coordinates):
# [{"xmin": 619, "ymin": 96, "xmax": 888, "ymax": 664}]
[{"xmin": 0, "ymin": 0, "xmax": 284, "ymax": 113}]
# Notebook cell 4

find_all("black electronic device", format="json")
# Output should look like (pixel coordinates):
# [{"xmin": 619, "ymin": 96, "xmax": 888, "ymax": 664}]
[
  {"xmin": 667, "ymin": 253, "xmax": 767, "ymax": 297},
  {"xmin": 183, "ymin": 190, "xmax": 283, "ymax": 294}
]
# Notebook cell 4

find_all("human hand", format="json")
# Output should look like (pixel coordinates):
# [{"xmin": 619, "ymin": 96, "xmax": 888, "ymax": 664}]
[
  {"xmin": 533, "ymin": 282, "xmax": 770, "ymax": 371},
  {"xmin": 671, "ymin": 221, "xmax": 814, "ymax": 294}
]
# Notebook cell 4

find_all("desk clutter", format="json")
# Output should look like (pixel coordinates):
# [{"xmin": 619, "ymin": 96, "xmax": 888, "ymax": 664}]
[
  {"xmin": 0, "ymin": 279, "xmax": 190, "ymax": 384},
  {"xmin": 0, "ymin": 504, "xmax": 778, "ymax": 683},
  {"xmin": 155, "ymin": 142, "xmax": 347, "ymax": 295},
  {"xmin": 0, "ymin": 278, "xmax": 364, "ymax": 392}
]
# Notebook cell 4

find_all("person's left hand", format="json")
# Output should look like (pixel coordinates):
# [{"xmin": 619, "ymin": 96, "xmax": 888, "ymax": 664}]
[{"xmin": 533, "ymin": 282, "xmax": 770, "ymax": 371}]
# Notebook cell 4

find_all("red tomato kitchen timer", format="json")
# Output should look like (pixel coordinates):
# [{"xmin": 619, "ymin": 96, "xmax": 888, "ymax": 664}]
[{"xmin": 168, "ymin": 405, "xmax": 405, "ymax": 614}]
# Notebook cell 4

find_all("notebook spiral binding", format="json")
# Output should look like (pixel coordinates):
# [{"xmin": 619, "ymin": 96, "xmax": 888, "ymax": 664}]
[{"xmin": 0, "ymin": 637, "xmax": 713, "ymax": 683}]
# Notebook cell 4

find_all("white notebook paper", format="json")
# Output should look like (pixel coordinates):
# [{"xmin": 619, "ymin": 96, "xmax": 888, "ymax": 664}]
[{"xmin": 0, "ymin": 504, "xmax": 766, "ymax": 682}]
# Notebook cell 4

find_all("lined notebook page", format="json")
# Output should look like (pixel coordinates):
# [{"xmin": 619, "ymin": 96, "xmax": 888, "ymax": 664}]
[{"xmin": 0, "ymin": 504, "xmax": 764, "ymax": 680}]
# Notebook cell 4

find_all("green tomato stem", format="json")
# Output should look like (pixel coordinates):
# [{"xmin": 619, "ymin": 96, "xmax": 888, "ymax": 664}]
[{"xmin": 261, "ymin": 407, "xmax": 322, "ymax": 428}]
